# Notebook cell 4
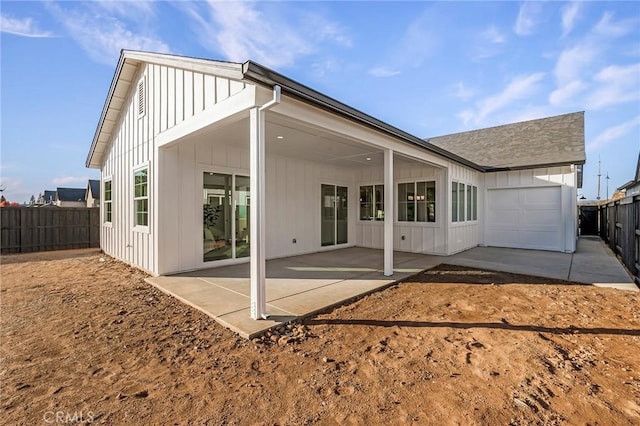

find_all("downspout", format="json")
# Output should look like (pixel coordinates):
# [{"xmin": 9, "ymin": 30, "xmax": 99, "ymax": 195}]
[{"xmin": 250, "ymin": 85, "xmax": 281, "ymax": 320}]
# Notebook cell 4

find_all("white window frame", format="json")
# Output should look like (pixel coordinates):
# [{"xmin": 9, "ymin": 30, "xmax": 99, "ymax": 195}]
[
  {"xmin": 452, "ymin": 180, "xmax": 478, "ymax": 223},
  {"xmin": 397, "ymin": 180, "xmax": 437, "ymax": 224},
  {"xmin": 133, "ymin": 163, "xmax": 150, "ymax": 232},
  {"xmin": 358, "ymin": 183, "xmax": 385, "ymax": 221},
  {"xmin": 103, "ymin": 176, "xmax": 113, "ymax": 226}
]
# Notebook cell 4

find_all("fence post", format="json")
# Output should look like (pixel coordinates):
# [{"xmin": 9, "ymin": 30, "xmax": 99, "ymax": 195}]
[{"xmin": 20, "ymin": 208, "xmax": 27, "ymax": 253}]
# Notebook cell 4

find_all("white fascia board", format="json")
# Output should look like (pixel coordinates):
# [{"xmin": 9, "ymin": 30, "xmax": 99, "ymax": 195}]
[
  {"xmin": 272, "ymin": 96, "xmax": 451, "ymax": 169},
  {"xmin": 156, "ymin": 85, "xmax": 258, "ymax": 149},
  {"xmin": 122, "ymin": 50, "xmax": 244, "ymax": 82},
  {"xmin": 86, "ymin": 58, "xmax": 139, "ymax": 169}
]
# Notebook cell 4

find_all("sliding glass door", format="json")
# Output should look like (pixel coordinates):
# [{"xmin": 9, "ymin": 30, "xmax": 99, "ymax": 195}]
[
  {"xmin": 321, "ymin": 184, "xmax": 348, "ymax": 247},
  {"xmin": 203, "ymin": 172, "xmax": 249, "ymax": 262}
]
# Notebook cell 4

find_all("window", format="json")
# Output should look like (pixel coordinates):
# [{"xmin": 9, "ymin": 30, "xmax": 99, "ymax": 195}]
[
  {"xmin": 451, "ymin": 183, "xmax": 458, "ymax": 222},
  {"xmin": 134, "ymin": 168, "xmax": 148, "ymax": 227},
  {"xmin": 359, "ymin": 184, "xmax": 384, "ymax": 221},
  {"xmin": 398, "ymin": 181, "xmax": 436, "ymax": 223},
  {"xmin": 104, "ymin": 179, "xmax": 112, "ymax": 223},
  {"xmin": 452, "ymin": 181, "xmax": 478, "ymax": 223}
]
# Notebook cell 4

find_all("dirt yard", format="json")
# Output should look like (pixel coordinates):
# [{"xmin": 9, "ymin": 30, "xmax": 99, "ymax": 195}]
[{"xmin": 1, "ymin": 250, "xmax": 639, "ymax": 425}]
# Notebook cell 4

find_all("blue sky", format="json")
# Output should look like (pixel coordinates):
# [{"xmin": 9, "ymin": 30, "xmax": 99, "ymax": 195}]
[{"xmin": 1, "ymin": 1, "xmax": 639, "ymax": 203}]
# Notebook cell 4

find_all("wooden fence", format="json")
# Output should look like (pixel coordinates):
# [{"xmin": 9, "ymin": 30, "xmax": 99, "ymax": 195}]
[
  {"xmin": 599, "ymin": 195, "xmax": 640, "ymax": 285},
  {"xmin": 1, "ymin": 207, "xmax": 100, "ymax": 254}
]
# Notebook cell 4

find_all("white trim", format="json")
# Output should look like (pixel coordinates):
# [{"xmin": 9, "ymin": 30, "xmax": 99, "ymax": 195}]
[
  {"xmin": 395, "ymin": 179, "xmax": 438, "ymax": 225},
  {"xmin": 357, "ymin": 183, "xmax": 385, "ymax": 222},
  {"xmin": 156, "ymin": 86, "xmax": 256, "ymax": 148},
  {"xmin": 383, "ymin": 149, "xmax": 394, "ymax": 276},
  {"xmin": 198, "ymin": 166, "xmax": 251, "ymax": 268},
  {"xmin": 132, "ymin": 161, "xmax": 150, "ymax": 232},
  {"xmin": 319, "ymin": 180, "xmax": 351, "ymax": 249},
  {"xmin": 102, "ymin": 175, "xmax": 113, "ymax": 225}
]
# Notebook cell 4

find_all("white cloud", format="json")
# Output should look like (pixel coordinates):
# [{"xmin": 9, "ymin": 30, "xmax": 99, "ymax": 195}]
[
  {"xmin": 483, "ymin": 25, "xmax": 506, "ymax": 44},
  {"xmin": 473, "ymin": 25, "xmax": 507, "ymax": 59},
  {"xmin": 368, "ymin": 67, "xmax": 401, "ymax": 78},
  {"xmin": 0, "ymin": 14, "xmax": 54, "ymax": 38},
  {"xmin": 561, "ymin": 2, "xmax": 581, "ymax": 37},
  {"xmin": 177, "ymin": 1, "xmax": 350, "ymax": 70},
  {"xmin": 589, "ymin": 116, "xmax": 640, "ymax": 151},
  {"xmin": 461, "ymin": 72, "xmax": 546, "ymax": 125},
  {"xmin": 594, "ymin": 12, "xmax": 637, "ymax": 38},
  {"xmin": 370, "ymin": 8, "xmax": 442, "ymax": 77},
  {"xmin": 454, "ymin": 82, "xmax": 474, "ymax": 100},
  {"xmin": 47, "ymin": 2, "xmax": 170, "ymax": 66},
  {"xmin": 93, "ymin": 0, "xmax": 156, "ymax": 17},
  {"xmin": 586, "ymin": 63, "xmax": 640, "ymax": 109},
  {"xmin": 549, "ymin": 80, "xmax": 586, "ymax": 106},
  {"xmin": 554, "ymin": 42, "xmax": 598, "ymax": 84},
  {"xmin": 52, "ymin": 176, "xmax": 90, "ymax": 186},
  {"xmin": 514, "ymin": 2, "xmax": 542, "ymax": 36}
]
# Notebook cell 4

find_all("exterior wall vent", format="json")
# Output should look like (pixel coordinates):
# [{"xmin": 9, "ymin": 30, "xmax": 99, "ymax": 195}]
[{"xmin": 137, "ymin": 79, "xmax": 146, "ymax": 118}]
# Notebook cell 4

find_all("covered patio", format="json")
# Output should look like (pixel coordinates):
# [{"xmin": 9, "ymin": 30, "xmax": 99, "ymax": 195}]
[
  {"xmin": 146, "ymin": 247, "xmax": 441, "ymax": 338},
  {"xmin": 145, "ymin": 238, "xmax": 636, "ymax": 338}
]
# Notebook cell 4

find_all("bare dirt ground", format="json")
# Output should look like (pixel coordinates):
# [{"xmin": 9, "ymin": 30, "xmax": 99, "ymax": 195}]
[{"xmin": 1, "ymin": 249, "xmax": 639, "ymax": 425}]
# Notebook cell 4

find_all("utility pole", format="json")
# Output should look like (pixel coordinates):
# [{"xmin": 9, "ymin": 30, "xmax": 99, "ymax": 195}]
[
  {"xmin": 596, "ymin": 158, "xmax": 601, "ymax": 201},
  {"xmin": 606, "ymin": 173, "xmax": 610, "ymax": 200}
]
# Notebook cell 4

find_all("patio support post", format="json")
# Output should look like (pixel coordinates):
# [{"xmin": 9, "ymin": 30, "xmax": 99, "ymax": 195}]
[
  {"xmin": 384, "ymin": 148, "xmax": 394, "ymax": 276},
  {"xmin": 249, "ymin": 106, "xmax": 267, "ymax": 319}
]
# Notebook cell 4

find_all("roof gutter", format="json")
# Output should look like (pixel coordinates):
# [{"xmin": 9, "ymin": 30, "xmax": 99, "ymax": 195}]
[{"xmin": 242, "ymin": 61, "xmax": 485, "ymax": 172}]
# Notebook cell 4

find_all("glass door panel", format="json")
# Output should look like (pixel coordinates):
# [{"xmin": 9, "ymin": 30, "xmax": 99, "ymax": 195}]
[
  {"xmin": 321, "ymin": 184, "xmax": 336, "ymax": 246},
  {"xmin": 203, "ymin": 173, "xmax": 232, "ymax": 261},
  {"xmin": 336, "ymin": 186, "xmax": 348, "ymax": 244},
  {"xmin": 321, "ymin": 184, "xmax": 348, "ymax": 247},
  {"xmin": 235, "ymin": 175, "xmax": 250, "ymax": 258}
]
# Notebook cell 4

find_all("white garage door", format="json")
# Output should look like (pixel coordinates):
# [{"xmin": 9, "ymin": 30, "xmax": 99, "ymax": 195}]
[{"xmin": 486, "ymin": 187, "xmax": 563, "ymax": 251}]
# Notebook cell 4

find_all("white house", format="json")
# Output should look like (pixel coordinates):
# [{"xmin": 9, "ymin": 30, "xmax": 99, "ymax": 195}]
[{"xmin": 86, "ymin": 50, "xmax": 585, "ymax": 319}]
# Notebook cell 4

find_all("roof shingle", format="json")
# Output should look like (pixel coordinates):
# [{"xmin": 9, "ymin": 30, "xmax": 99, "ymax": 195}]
[{"xmin": 425, "ymin": 112, "xmax": 586, "ymax": 170}]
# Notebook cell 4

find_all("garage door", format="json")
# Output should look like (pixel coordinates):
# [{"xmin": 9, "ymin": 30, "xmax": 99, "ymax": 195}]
[{"xmin": 486, "ymin": 187, "xmax": 562, "ymax": 251}]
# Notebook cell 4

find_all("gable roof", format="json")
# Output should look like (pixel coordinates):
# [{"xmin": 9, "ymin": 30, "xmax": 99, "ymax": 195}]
[
  {"xmin": 43, "ymin": 190, "xmax": 56, "ymax": 203},
  {"xmin": 86, "ymin": 50, "xmax": 482, "ymax": 171},
  {"xmin": 425, "ymin": 112, "xmax": 586, "ymax": 170},
  {"xmin": 57, "ymin": 187, "xmax": 86, "ymax": 202},
  {"xmin": 86, "ymin": 51, "xmax": 586, "ymax": 174},
  {"xmin": 85, "ymin": 51, "xmax": 244, "ymax": 169},
  {"xmin": 87, "ymin": 179, "xmax": 100, "ymax": 198}
]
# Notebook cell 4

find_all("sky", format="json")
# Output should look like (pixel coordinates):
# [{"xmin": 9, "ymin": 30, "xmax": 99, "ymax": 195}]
[{"xmin": 1, "ymin": 1, "xmax": 639, "ymax": 203}]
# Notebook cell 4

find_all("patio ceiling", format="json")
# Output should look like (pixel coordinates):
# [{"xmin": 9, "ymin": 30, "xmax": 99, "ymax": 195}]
[{"xmin": 188, "ymin": 112, "xmax": 433, "ymax": 169}]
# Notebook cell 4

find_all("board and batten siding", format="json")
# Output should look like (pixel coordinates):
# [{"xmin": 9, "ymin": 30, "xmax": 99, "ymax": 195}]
[
  {"xmin": 354, "ymin": 160, "xmax": 448, "ymax": 255},
  {"xmin": 482, "ymin": 166, "xmax": 577, "ymax": 252},
  {"xmin": 157, "ymin": 136, "xmax": 355, "ymax": 274},
  {"xmin": 101, "ymin": 62, "xmax": 246, "ymax": 274},
  {"xmin": 448, "ymin": 162, "xmax": 483, "ymax": 254}
]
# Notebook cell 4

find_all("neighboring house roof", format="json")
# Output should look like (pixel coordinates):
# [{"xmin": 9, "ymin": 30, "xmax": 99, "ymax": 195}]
[
  {"xmin": 57, "ymin": 187, "xmax": 87, "ymax": 202},
  {"xmin": 617, "ymin": 180, "xmax": 636, "ymax": 191},
  {"xmin": 43, "ymin": 190, "xmax": 56, "ymax": 203},
  {"xmin": 425, "ymin": 112, "xmax": 586, "ymax": 170},
  {"xmin": 87, "ymin": 179, "xmax": 100, "ymax": 198},
  {"xmin": 617, "ymin": 153, "xmax": 640, "ymax": 191}
]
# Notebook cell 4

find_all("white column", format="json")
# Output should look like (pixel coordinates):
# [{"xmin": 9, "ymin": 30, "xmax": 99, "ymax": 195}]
[
  {"xmin": 249, "ymin": 107, "xmax": 267, "ymax": 319},
  {"xmin": 384, "ymin": 149, "xmax": 394, "ymax": 276}
]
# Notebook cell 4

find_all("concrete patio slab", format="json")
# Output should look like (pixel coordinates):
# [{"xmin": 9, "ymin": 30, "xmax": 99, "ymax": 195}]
[{"xmin": 145, "ymin": 238, "xmax": 637, "ymax": 339}]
